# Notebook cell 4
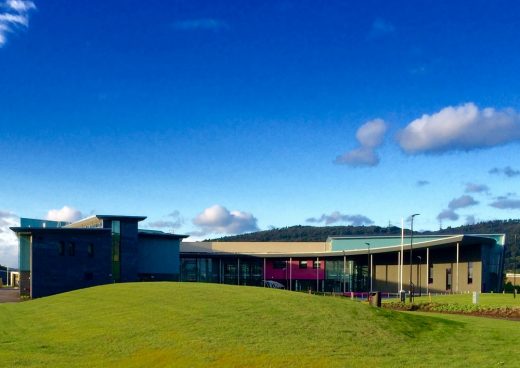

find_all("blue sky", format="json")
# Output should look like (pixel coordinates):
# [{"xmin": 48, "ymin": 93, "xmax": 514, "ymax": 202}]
[{"xmin": 1, "ymin": 0, "xmax": 520, "ymax": 266}]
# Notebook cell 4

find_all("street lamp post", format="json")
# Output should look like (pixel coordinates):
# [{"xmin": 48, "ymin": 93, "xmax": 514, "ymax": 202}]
[
  {"xmin": 409, "ymin": 213, "xmax": 420, "ymax": 303},
  {"xmin": 365, "ymin": 242, "xmax": 371, "ymax": 293},
  {"xmin": 514, "ymin": 235, "xmax": 517, "ymax": 299},
  {"xmin": 417, "ymin": 256, "xmax": 422, "ymax": 297}
]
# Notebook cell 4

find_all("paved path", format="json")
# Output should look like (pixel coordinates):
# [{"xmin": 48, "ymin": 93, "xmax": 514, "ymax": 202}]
[{"xmin": 0, "ymin": 288, "xmax": 20, "ymax": 303}]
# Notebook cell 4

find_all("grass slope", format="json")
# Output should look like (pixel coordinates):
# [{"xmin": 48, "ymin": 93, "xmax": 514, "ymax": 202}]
[{"xmin": 0, "ymin": 283, "xmax": 518, "ymax": 367}]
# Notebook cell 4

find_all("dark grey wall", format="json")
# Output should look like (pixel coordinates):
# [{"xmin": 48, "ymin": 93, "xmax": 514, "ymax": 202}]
[
  {"xmin": 31, "ymin": 230, "xmax": 113, "ymax": 298},
  {"xmin": 102, "ymin": 219, "xmax": 140, "ymax": 283},
  {"xmin": 138, "ymin": 235, "xmax": 180, "ymax": 280}
]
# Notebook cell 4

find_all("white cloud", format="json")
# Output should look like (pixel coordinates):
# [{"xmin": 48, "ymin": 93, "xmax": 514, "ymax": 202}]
[
  {"xmin": 148, "ymin": 210, "xmax": 184, "ymax": 230},
  {"xmin": 448, "ymin": 195, "xmax": 478, "ymax": 210},
  {"xmin": 192, "ymin": 205, "xmax": 259, "ymax": 235},
  {"xmin": 7, "ymin": 0, "xmax": 35, "ymax": 12},
  {"xmin": 398, "ymin": 103, "xmax": 520, "ymax": 154},
  {"xmin": 437, "ymin": 209, "xmax": 459, "ymax": 221},
  {"xmin": 489, "ymin": 166, "xmax": 520, "ymax": 178},
  {"xmin": 0, "ymin": 0, "xmax": 35, "ymax": 47},
  {"xmin": 335, "ymin": 119, "xmax": 387, "ymax": 167},
  {"xmin": 306, "ymin": 211, "xmax": 374, "ymax": 226},
  {"xmin": 465, "ymin": 183, "xmax": 489, "ymax": 194},
  {"xmin": 0, "ymin": 210, "xmax": 19, "ymax": 267},
  {"xmin": 45, "ymin": 206, "xmax": 83, "ymax": 223},
  {"xmin": 490, "ymin": 199, "xmax": 520, "ymax": 210}
]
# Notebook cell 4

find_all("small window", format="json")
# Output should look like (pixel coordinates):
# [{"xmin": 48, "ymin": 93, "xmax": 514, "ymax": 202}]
[
  {"xmin": 313, "ymin": 260, "xmax": 320, "ymax": 269},
  {"xmin": 299, "ymin": 261, "xmax": 308, "ymax": 269},
  {"xmin": 273, "ymin": 261, "xmax": 286, "ymax": 269},
  {"xmin": 87, "ymin": 243, "xmax": 94, "ymax": 258},
  {"xmin": 68, "ymin": 242, "xmax": 75, "ymax": 256},
  {"xmin": 446, "ymin": 268, "xmax": 452, "ymax": 291},
  {"xmin": 467, "ymin": 262, "xmax": 473, "ymax": 284},
  {"xmin": 428, "ymin": 263, "xmax": 433, "ymax": 284},
  {"xmin": 58, "ymin": 241, "xmax": 65, "ymax": 256}
]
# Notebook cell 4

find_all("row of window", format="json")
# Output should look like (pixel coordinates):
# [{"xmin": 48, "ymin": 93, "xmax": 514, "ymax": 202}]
[
  {"xmin": 428, "ymin": 261, "xmax": 474, "ymax": 286},
  {"xmin": 272, "ymin": 260, "xmax": 321, "ymax": 270},
  {"xmin": 58, "ymin": 241, "xmax": 94, "ymax": 257}
]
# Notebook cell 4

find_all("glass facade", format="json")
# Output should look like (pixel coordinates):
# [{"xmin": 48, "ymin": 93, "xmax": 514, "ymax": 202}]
[
  {"xmin": 181, "ymin": 255, "xmax": 372, "ymax": 292},
  {"xmin": 180, "ymin": 257, "xmax": 263, "ymax": 286},
  {"xmin": 111, "ymin": 221, "xmax": 121, "ymax": 282}
]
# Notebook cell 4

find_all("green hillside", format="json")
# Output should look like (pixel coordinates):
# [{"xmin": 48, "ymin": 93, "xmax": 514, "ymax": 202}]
[
  {"xmin": 210, "ymin": 219, "xmax": 520, "ymax": 271},
  {"xmin": 0, "ymin": 283, "xmax": 519, "ymax": 367}
]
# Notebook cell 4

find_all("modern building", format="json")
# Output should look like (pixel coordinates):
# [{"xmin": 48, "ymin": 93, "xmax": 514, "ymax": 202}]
[
  {"xmin": 10, "ymin": 215, "xmax": 505, "ymax": 298},
  {"xmin": 10, "ymin": 215, "xmax": 187, "ymax": 298},
  {"xmin": 180, "ymin": 234, "xmax": 505, "ymax": 294}
]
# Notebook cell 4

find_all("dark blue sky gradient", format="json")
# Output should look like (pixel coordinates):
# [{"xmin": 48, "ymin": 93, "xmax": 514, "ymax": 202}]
[{"xmin": 1, "ymin": 0, "xmax": 520, "ymax": 248}]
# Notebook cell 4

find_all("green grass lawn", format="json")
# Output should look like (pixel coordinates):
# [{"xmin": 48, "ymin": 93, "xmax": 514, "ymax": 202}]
[
  {"xmin": 409, "ymin": 292, "xmax": 520, "ymax": 307},
  {"xmin": 0, "ymin": 283, "xmax": 518, "ymax": 367}
]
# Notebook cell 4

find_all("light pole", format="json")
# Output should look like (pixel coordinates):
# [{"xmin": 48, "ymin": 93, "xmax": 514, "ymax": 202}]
[
  {"xmin": 417, "ymin": 256, "xmax": 422, "ymax": 297},
  {"xmin": 409, "ymin": 213, "xmax": 420, "ymax": 303},
  {"xmin": 514, "ymin": 235, "xmax": 517, "ymax": 299},
  {"xmin": 365, "ymin": 242, "xmax": 371, "ymax": 293}
]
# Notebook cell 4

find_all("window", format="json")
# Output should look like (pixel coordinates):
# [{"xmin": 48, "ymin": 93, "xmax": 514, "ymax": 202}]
[
  {"xmin": 313, "ymin": 260, "xmax": 320, "ymax": 269},
  {"xmin": 273, "ymin": 261, "xmax": 286, "ymax": 269},
  {"xmin": 87, "ymin": 243, "xmax": 94, "ymax": 258},
  {"xmin": 446, "ymin": 268, "xmax": 452, "ymax": 291},
  {"xmin": 299, "ymin": 260, "xmax": 308, "ymax": 269},
  {"xmin": 468, "ymin": 262, "xmax": 473, "ymax": 284},
  {"xmin": 68, "ymin": 242, "xmax": 75, "ymax": 256},
  {"xmin": 428, "ymin": 263, "xmax": 433, "ymax": 284},
  {"xmin": 58, "ymin": 241, "xmax": 65, "ymax": 256}
]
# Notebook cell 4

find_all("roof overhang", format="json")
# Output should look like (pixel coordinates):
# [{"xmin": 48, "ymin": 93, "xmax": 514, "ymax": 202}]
[
  {"xmin": 180, "ymin": 234, "xmax": 498, "ymax": 258},
  {"xmin": 138, "ymin": 230, "xmax": 188, "ymax": 240}
]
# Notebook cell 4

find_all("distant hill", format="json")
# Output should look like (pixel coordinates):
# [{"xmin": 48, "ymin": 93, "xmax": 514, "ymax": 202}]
[{"xmin": 208, "ymin": 220, "xmax": 520, "ymax": 271}]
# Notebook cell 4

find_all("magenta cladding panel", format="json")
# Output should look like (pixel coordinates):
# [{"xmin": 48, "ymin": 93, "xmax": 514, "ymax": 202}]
[{"xmin": 265, "ymin": 259, "xmax": 325, "ymax": 280}]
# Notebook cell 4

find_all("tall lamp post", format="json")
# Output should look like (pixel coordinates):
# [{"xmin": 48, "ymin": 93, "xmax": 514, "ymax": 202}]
[
  {"xmin": 417, "ymin": 256, "xmax": 422, "ymax": 297},
  {"xmin": 514, "ymin": 235, "xmax": 517, "ymax": 299},
  {"xmin": 365, "ymin": 242, "xmax": 371, "ymax": 293},
  {"xmin": 409, "ymin": 213, "xmax": 420, "ymax": 303}
]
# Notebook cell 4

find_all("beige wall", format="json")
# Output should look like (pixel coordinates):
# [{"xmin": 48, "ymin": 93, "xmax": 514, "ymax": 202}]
[
  {"xmin": 181, "ymin": 241, "xmax": 329, "ymax": 254},
  {"xmin": 371, "ymin": 243, "xmax": 484, "ymax": 293}
]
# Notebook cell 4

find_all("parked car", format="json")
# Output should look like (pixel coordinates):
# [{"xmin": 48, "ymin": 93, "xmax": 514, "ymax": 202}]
[{"xmin": 262, "ymin": 280, "xmax": 285, "ymax": 289}]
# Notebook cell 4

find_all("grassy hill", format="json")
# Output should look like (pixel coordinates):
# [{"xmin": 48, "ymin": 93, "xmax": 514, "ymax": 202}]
[{"xmin": 0, "ymin": 283, "xmax": 519, "ymax": 367}]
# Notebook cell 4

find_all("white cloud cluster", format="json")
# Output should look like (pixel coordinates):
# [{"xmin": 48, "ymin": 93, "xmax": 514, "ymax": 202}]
[
  {"xmin": 192, "ymin": 205, "xmax": 259, "ymax": 235},
  {"xmin": 45, "ymin": 206, "xmax": 83, "ymax": 223},
  {"xmin": 0, "ymin": 0, "xmax": 36, "ymax": 47},
  {"xmin": 448, "ymin": 195, "xmax": 478, "ymax": 210},
  {"xmin": 335, "ymin": 119, "xmax": 387, "ymax": 167},
  {"xmin": 490, "ymin": 199, "xmax": 520, "ymax": 210},
  {"xmin": 437, "ymin": 195, "xmax": 478, "ymax": 222},
  {"xmin": 0, "ymin": 210, "xmax": 19, "ymax": 267},
  {"xmin": 489, "ymin": 166, "xmax": 520, "ymax": 178},
  {"xmin": 306, "ymin": 211, "xmax": 374, "ymax": 226},
  {"xmin": 398, "ymin": 103, "xmax": 520, "ymax": 154},
  {"xmin": 148, "ymin": 210, "xmax": 184, "ymax": 230}
]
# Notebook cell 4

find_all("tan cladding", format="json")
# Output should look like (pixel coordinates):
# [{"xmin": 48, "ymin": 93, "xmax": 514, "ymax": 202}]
[
  {"xmin": 181, "ymin": 241, "xmax": 330, "ymax": 254},
  {"xmin": 372, "ymin": 261, "xmax": 482, "ymax": 294}
]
